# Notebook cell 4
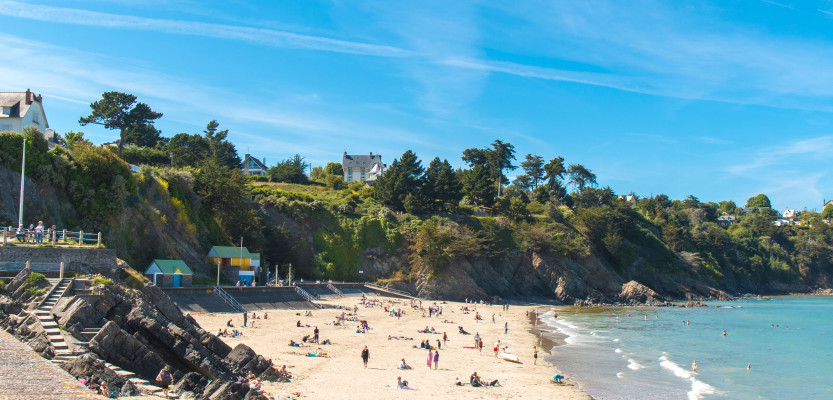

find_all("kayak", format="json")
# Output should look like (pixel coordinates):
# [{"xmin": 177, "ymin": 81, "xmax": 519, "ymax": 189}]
[
  {"xmin": 499, "ymin": 352, "xmax": 521, "ymax": 363},
  {"xmin": 462, "ymin": 346, "xmax": 477, "ymax": 349}
]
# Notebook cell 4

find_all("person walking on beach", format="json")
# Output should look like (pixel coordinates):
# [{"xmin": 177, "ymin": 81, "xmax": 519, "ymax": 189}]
[
  {"xmin": 504, "ymin": 322, "xmax": 508, "ymax": 335},
  {"xmin": 427, "ymin": 349, "xmax": 433, "ymax": 368},
  {"xmin": 474, "ymin": 332, "xmax": 480, "ymax": 347},
  {"xmin": 433, "ymin": 349, "xmax": 439, "ymax": 369},
  {"xmin": 243, "ymin": 311, "xmax": 247, "ymax": 327},
  {"xmin": 361, "ymin": 346, "xmax": 369, "ymax": 368},
  {"xmin": 156, "ymin": 365, "xmax": 172, "ymax": 398},
  {"xmin": 533, "ymin": 346, "xmax": 538, "ymax": 365},
  {"xmin": 443, "ymin": 332, "xmax": 447, "ymax": 346}
]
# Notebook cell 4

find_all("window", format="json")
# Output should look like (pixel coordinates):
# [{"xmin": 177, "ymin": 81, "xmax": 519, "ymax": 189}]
[{"xmin": 32, "ymin": 112, "xmax": 39, "ymax": 123}]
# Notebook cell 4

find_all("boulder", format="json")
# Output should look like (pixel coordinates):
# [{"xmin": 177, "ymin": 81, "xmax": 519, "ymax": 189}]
[
  {"xmin": 619, "ymin": 281, "xmax": 661, "ymax": 304},
  {"xmin": 64, "ymin": 353, "xmax": 138, "ymax": 395}
]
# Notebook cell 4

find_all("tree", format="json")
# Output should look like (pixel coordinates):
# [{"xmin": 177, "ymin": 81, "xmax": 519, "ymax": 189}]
[
  {"xmin": 543, "ymin": 156, "xmax": 566, "ymax": 189},
  {"xmin": 165, "ymin": 133, "xmax": 211, "ymax": 167},
  {"xmin": 489, "ymin": 139, "xmax": 516, "ymax": 197},
  {"xmin": 59, "ymin": 131, "xmax": 89, "ymax": 148},
  {"xmin": 194, "ymin": 159, "xmax": 261, "ymax": 240},
  {"xmin": 423, "ymin": 158, "xmax": 462, "ymax": 212},
  {"xmin": 822, "ymin": 204, "xmax": 833, "ymax": 220},
  {"xmin": 373, "ymin": 150, "xmax": 425, "ymax": 211},
  {"xmin": 718, "ymin": 200, "xmax": 737, "ymax": 215},
  {"xmin": 268, "ymin": 154, "xmax": 309, "ymax": 183},
  {"xmin": 520, "ymin": 154, "xmax": 545, "ymax": 188},
  {"xmin": 124, "ymin": 124, "xmax": 162, "ymax": 148},
  {"xmin": 461, "ymin": 164, "xmax": 495, "ymax": 207},
  {"xmin": 203, "ymin": 120, "xmax": 240, "ymax": 168},
  {"xmin": 79, "ymin": 92, "xmax": 162, "ymax": 154},
  {"xmin": 746, "ymin": 193, "xmax": 772, "ymax": 209},
  {"xmin": 568, "ymin": 163, "xmax": 596, "ymax": 192},
  {"xmin": 323, "ymin": 162, "xmax": 344, "ymax": 177}
]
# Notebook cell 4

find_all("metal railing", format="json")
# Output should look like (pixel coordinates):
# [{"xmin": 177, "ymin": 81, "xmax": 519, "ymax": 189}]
[
  {"xmin": 213, "ymin": 286, "xmax": 245, "ymax": 312},
  {"xmin": 326, "ymin": 283, "xmax": 343, "ymax": 297},
  {"xmin": 0, "ymin": 261, "xmax": 61, "ymax": 272},
  {"xmin": 364, "ymin": 283, "xmax": 416, "ymax": 298},
  {"xmin": 1, "ymin": 227, "xmax": 102, "ymax": 248},
  {"xmin": 294, "ymin": 286, "xmax": 323, "ymax": 308}
]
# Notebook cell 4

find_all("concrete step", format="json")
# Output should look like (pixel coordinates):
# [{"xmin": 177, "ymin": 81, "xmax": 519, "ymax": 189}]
[{"xmin": 114, "ymin": 369, "xmax": 136, "ymax": 379}]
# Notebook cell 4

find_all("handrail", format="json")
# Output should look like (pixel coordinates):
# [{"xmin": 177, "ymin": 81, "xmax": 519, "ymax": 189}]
[
  {"xmin": 294, "ymin": 287, "xmax": 323, "ymax": 308},
  {"xmin": 213, "ymin": 286, "xmax": 245, "ymax": 312},
  {"xmin": 364, "ymin": 283, "xmax": 416, "ymax": 298},
  {"xmin": 326, "ymin": 283, "xmax": 343, "ymax": 297},
  {"xmin": 2, "ymin": 227, "xmax": 103, "ymax": 248}
]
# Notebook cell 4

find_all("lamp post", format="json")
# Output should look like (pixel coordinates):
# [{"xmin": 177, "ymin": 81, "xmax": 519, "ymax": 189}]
[
  {"xmin": 239, "ymin": 236, "xmax": 244, "ymax": 284},
  {"xmin": 17, "ymin": 136, "xmax": 26, "ymax": 227},
  {"xmin": 288, "ymin": 263, "xmax": 292, "ymax": 286},
  {"xmin": 216, "ymin": 257, "xmax": 220, "ymax": 286}
]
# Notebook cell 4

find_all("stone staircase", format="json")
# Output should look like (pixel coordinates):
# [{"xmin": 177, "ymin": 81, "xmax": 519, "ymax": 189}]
[
  {"xmin": 102, "ymin": 362, "xmax": 172, "ymax": 398},
  {"xmin": 36, "ymin": 278, "xmax": 75, "ymax": 365}
]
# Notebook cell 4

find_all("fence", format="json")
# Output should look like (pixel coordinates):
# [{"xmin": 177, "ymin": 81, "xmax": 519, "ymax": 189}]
[
  {"xmin": 1, "ymin": 227, "xmax": 102, "ymax": 248},
  {"xmin": 364, "ymin": 283, "xmax": 416, "ymax": 298},
  {"xmin": 213, "ymin": 286, "xmax": 245, "ymax": 312}
]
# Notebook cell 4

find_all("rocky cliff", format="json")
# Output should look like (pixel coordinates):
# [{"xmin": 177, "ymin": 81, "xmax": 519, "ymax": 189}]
[{"xmin": 0, "ymin": 267, "xmax": 281, "ymax": 399}]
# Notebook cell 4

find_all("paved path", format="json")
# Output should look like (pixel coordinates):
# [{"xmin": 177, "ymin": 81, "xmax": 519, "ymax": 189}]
[{"xmin": 0, "ymin": 329, "xmax": 104, "ymax": 400}]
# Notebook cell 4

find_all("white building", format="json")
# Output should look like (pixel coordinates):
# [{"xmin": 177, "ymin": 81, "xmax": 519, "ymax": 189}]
[
  {"xmin": 0, "ymin": 89, "xmax": 49, "ymax": 133},
  {"xmin": 342, "ymin": 151, "xmax": 385, "ymax": 183},
  {"xmin": 240, "ymin": 153, "xmax": 268, "ymax": 177},
  {"xmin": 783, "ymin": 209, "xmax": 800, "ymax": 218}
]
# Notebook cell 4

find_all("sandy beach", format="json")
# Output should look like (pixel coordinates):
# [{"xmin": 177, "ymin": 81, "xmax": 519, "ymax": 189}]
[{"xmin": 191, "ymin": 296, "xmax": 590, "ymax": 400}]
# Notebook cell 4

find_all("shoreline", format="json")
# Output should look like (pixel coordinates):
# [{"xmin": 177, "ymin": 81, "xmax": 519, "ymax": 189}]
[{"xmin": 190, "ymin": 297, "xmax": 591, "ymax": 400}]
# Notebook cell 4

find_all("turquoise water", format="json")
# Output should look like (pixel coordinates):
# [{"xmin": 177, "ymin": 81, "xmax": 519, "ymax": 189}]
[{"xmin": 540, "ymin": 296, "xmax": 833, "ymax": 399}]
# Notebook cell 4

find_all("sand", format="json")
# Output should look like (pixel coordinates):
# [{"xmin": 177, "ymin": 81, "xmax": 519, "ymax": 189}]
[{"xmin": 190, "ymin": 296, "xmax": 590, "ymax": 400}]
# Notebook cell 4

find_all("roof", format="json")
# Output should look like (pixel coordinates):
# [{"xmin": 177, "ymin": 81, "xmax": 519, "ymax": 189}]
[
  {"xmin": 240, "ymin": 154, "xmax": 268, "ymax": 171},
  {"xmin": 147, "ymin": 259, "xmax": 193, "ymax": 275},
  {"xmin": 342, "ymin": 152, "xmax": 383, "ymax": 169},
  {"xmin": 208, "ymin": 245, "xmax": 255, "ymax": 259},
  {"xmin": 0, "ymin": 91, "xmax": 47, "ymax": 127}
]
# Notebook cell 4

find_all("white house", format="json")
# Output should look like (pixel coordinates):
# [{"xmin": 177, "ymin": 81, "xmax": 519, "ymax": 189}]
[
  {"xmin": 0, "ymin": 89, "xmax": 49, "ymax": 133},
  {"xmin": 783, "ymin": 209, "xmax": 800, "ymax": 219},
  {"xmin": 342, "ymin": 151, "xmax": 385, "ymax": 183},
  {"xmin": 240, "ymin": 153, "xmax": 268, "ymax": 177}
]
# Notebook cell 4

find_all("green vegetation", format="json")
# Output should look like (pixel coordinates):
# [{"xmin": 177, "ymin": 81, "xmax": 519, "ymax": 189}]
[
  {"xmin": 0, "ymin": 280, "xmax": 6, "ymax": 293},
  {"xmin": 23, "ymin": 272, "xmax": 48, "ymax": 295},
  {"xmin": 1, "ymin": 90, "xmax": 829, "ymax": 295},
  {"xmin": 91, "ymin": 277, "xmax": 112, "ymax": 286}
]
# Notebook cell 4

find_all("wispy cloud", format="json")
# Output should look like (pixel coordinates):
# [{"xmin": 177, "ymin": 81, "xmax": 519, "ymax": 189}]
[
  {"xmin": 0, "ymin": 0, "xmax": 412, "ymax": 58},
  {"xmin": 728, "ymin": 136, "xmax": 833, "ymax": 174}
]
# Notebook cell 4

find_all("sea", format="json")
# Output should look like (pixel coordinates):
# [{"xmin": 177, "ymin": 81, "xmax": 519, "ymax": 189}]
[{"xmin": 539, "ymin": 296, "xmax": 833, "ymax": 400}]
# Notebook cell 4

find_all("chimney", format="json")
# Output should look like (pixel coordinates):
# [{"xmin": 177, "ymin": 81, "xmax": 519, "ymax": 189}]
[
  {"xmin": 370, "ymin": 151, "xmax": 373, "ymax": 157},
  {"xmin": 25, "ymin": 89, "xmax": 32, "ymax": 105},
  {"xmin": 36, "ymin": 94, "xmax": 42, "ymax": 103},
  {"xmin": 262, "ymin": 157, "xmax": 266, "ymax": 166}
]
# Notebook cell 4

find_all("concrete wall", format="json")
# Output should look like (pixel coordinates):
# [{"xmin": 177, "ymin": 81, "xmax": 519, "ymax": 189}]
[{"xmin": 0, "ymin": 246, "xmax": 117, "ymax": 273}]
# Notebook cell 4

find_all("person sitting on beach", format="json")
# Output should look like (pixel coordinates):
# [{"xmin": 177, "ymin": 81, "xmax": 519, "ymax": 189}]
[
  {"xmin": 322, "ymin": 339, "xmax": 332, "ymax": 345},
  {"xmin": 277, "ymin": 365, "xmax": 292, "ymax": 379},
  {"xmin": 398, "ymin": 358, "xmax": 412, "ymax": 370},
  {"xmin": 302, "ymin": 335, "xmax": 311, "ymax": 342},
  {"xmin": 458, "ymin": 326, "xmax": 470, "ymax": 335},
  {"xmin": 297, "ymin": 320, "xmax": 302, "ymax": 327},
  {"xmin": 289, "ymin": 340, "xmax": 302, "ymax": 347},
  {"xmin": 455, "ymin": 377, "xmax": 462, "ymax": 386},
  {"xmin": 397, "ymin": 376, "xmax": 409, "ymax": 389},
  {"xmin": 470, "ymin": 372, "xmax": 483, "ymax": 387},
  {"xmin": 552, "ymin": 374, "xmax": 564, "ymax": 383},
  {"xmin": 227, "ymin": 319, "xmax": 234, "ymax": 327}
]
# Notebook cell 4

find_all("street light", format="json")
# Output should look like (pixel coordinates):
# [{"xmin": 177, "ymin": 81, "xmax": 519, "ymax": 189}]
[{"xmin": 17, "ymin": 136, "xmax": 26, "ymax": 227}]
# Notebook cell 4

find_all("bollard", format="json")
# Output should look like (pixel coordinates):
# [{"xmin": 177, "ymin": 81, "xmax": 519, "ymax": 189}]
[
  {"xmin": 52, "ymin": 229, "xmax": 56, "ymax": 246},
  {"xmin": 2, "ymin": 227, "xmax": 6, "ymax": 246},
  {"xmin": 97, "ymin": 232, "xmax": 101, "ymax": 248},
  {"xmin": 26, "ymin": 260, "xmax": 30, "ymax": 270},
  {"xmin": 79, "ymin": 230, "xmax": 83, "ymax": 246},
  {"xmin": 59, "ymin": 261, "xmax": 64, "ymax": 279}
]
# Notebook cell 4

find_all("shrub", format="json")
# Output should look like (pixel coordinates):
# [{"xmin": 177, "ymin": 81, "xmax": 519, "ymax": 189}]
[
  {"xmin": 91, "ymin": 277, "xmax": 112, "ymax": 286},
  {"xmin": 0, "ymin": 279, "xmax": 6, "ymax": 293}
]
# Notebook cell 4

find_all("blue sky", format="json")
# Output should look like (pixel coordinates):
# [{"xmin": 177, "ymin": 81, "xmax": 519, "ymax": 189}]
[{"xmin": 1, "ymin": 0, "xmax": 833, "ymax": 211}]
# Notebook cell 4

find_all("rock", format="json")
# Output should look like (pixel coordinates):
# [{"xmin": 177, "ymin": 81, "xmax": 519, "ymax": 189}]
[
  {"xmin": 65, "ymin": 353, "xmax": 137, "ymax": 395},
  {"xmin": 172, "ymin": 371, "xmax": 206, "ymax": 395},
  {"xmin": 206, "ymin": 381, "xmax": 250, "ymax": 400},
  {"xmin": 619, "ymin": 281, "xmax": 661, "ymax": 304},
  {"xmin": 226, "ymin": 344, "xmax": 257, "ymax": 370}
]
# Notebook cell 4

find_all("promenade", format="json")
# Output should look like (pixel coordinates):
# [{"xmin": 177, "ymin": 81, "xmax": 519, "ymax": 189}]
[{"xmin": 0, "ymin": 329, "xmax": 103, "ymax": 400}]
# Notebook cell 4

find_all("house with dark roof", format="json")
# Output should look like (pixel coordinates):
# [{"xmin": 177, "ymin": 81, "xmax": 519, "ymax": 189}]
[
  {"xmin": 240, "ymin": 153, "xmax": 268, "ymax": 177},
  {"xmin": 144, "ymin": 259, "xmax": 193, "ymax": 287},
  {"xmin": 0, "ymin": 89, "xmax": 49, "ymax": 134},
  {"xmin": 342, "ymin": 151, "xmax": 385, "ymax": 183},
  {"xmin": 207, "ymin": 245, "xmax": 261, "ymax": 285}
]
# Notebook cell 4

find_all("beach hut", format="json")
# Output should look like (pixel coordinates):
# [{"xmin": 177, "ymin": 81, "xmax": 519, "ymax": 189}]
[
  {"xmin": 145, "ymin": 259, "xmax": 193, "ymax": 287},
  {"xmin": 207, "ymin": 246, "xmax": 260, "ymax": 285}
]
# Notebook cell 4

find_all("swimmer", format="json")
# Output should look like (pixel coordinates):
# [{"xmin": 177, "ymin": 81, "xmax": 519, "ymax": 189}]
[
  {"xmin": 692, "ymin": 360, "xmax": 698, "ymax": 373},
  {"xmin": 747, "ymin": 363, "xmax": 751, "ymax": 370},
  {"xmin": 722, "ymin": 330, "xmax": 727, "ymax": 336},
  {"xmin": 644, "ymin": 315, "xmax": 648, "ymax": 320}
]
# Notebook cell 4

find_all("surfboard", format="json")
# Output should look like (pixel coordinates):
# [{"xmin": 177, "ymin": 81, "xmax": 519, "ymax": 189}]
[{"xmin": 499, "ymin": 352, "xmax": 521, "ymax": 363}]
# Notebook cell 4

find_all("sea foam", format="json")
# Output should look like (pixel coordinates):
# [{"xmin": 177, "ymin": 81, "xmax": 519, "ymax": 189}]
[{"xmin": 658, "ymin": 355, "xmax": 718, "ymax": 400}]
